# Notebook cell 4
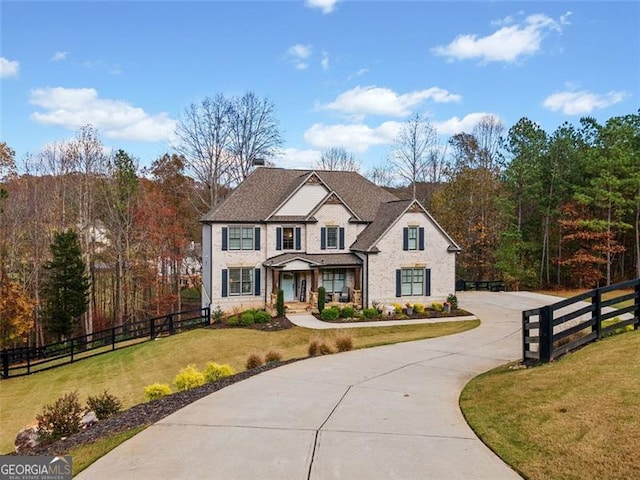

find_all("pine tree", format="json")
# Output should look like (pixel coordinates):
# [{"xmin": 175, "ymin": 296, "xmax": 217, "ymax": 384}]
[{"xmin": 42, "ymin": 229, "xmax": 90, "ymax": 340}]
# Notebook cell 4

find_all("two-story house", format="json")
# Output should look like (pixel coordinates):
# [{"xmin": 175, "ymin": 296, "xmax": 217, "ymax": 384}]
[{"xmin": 200, "ymin": 168, "xmax": 460, "ymax": 312}]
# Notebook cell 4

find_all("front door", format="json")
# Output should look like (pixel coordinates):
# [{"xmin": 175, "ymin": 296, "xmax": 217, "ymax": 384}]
[{"xmin": 281, "ymin": 273, "xmax": 295, "ymax": 301}]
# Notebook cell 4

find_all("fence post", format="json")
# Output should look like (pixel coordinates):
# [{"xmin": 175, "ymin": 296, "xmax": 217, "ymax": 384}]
[
  {"xmin": 539, "ymin": 305, "xmax": 553, "ymax": 363},
  {"xmin": 168, "ymin": 314, "xmax": 174, "ymax": 335},
  {"xmin": 111, "ymin": 327, "xmax": 116, "ymax": 351},
  {"xmin": 593, "ymin": 289, "xmax": 602, "ymax": 339},
  {"xmin": 1, "ymin": 349, "xmax": 8, "ymax": 379},
  {"xmin": 150, "ymin": 317, "xmax": 155, "ymax": 340},
  {"xmin": 635, "ymin": 282, "xmax": 640, "ymax": 331},
  {"xmin": 26, "ymin": 346, "xmax": 31, "ymax": 375},
  {"xmin": 521, "ymin": 312, "xmax": 527, "ymax": 362},
  {"xmin": 70, "ymin": 339, "xmax": 74, "ymax": 363},
  {"xmin": 204, "ymin": 307, "xmax": 210, "ymax": 327}
]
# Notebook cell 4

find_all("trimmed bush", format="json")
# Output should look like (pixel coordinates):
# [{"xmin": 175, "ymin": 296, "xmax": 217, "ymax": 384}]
[
  {"xmin": 173, "ymin": 364, "xmax": 206, "ymax": 391},
  {"xmin": 144, "ymin": 383, "xmax": 172, "ymax": 401},
  {"xmin": 204, "ymin": 362, "xmax": 235, "ymax": 382},
  {"xmin": 392, "ymin": 303, "xmax": 403, "ymax": 314},
  {"xmin": 362, "ymin": 308, "xmax": 379, "ymax": 319},
  {"xmin": 36, "ymin": 391, "xmax": 83, "ymax": 443},
  {"xmin": 226, "ymin": 315, "xmax": 240, "ymax": 327},
  {"xmin": 431, "ymin": 302, "xmax": 444, "ymax": 312},
  {"xmin": 334, "ymin": 331, "xmax": 354, "ymax": 352},
  {"xmin": 255, "ymin": 310, "xmax": 271, "ymax": 324},
  {"xmin": 246, "ymin": 352, "xmax": 264, "ymax": 370},
  {"xmin": 318, "ymin": 286, "xmax": 326, "ymax": 313},
  {"xmin": 265, "ymin": 348, "xmax": 284, "ymax": 363},
  {"xmin": 86, "ymin": 390, "xmax": 122, "ymax": 420},
  {"xmin": 340, "ymin": 306, "xmax": 355, "ymax": 318},
  {"xmin": 240, "ymin": 311, "xmax": 256, "ymax": 326},
  {"xmin": 276, "ymin": 289, "xmax": 285, "ymax": 317},
  {"xmin": 413, "ymin": 303, "xmax": 425, "ymax": 314},
  {"xmin": 321, "ymin": 306, "xmax": 340, "ymax": 321}
]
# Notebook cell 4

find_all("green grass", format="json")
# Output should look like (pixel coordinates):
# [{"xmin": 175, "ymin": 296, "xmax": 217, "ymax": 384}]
[
  {"xmin": 70, "ymin": 426, "xmax": 146, "ymax": 475},
  {"xmin": 0, "ymin": 320, "xmax": 478, "ymax": 454},
  {"xmin": 460, "ymin": 328, "xmax": 640, "ymax": 480}
]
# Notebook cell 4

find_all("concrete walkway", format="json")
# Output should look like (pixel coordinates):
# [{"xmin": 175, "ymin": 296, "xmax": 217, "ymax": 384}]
[
  {"xmin": 286, "ymin": 312, "xmax": 478, "ymax": 329},
  {"xmin": 78, "ymin": 291, "xmax": 559, "ymax": 480}
]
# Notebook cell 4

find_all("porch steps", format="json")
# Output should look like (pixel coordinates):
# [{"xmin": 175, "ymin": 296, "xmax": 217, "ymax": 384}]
[{"xmin": 284, "ymin": 302, "xmax": 313, "ymax": 314}]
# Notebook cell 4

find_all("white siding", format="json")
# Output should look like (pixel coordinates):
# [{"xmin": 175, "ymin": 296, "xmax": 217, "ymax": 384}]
[{"xmin": 274, "ymin": 184, "xmax": 328, "ymax": 216}]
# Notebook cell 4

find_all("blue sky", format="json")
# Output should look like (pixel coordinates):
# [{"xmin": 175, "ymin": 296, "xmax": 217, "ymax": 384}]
[{"xmin": 1, "ymin": 1, "xmax": 638, "ymax": 172}]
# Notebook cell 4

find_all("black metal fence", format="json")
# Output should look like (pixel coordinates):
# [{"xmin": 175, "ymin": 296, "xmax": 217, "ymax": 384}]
[
  {"xmin": 1, "ymin": 307, "xmax": 210, "ymax": 379},
  {"xmin": 523, "ymin": 279, "xmax": 640, "ymax": 363},
  {"xmin": 455, "ymin": 279, "xmax": 505, "ymax": 292}
]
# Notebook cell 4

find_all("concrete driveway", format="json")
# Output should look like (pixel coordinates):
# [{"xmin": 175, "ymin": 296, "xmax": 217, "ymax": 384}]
[{"xmin": 78, "ymin": 291, "xmax": 559, "ymax": 480}]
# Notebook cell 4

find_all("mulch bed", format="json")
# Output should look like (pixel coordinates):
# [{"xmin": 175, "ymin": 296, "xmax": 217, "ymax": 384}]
[
  {"xmin": 207, "ymin": 316, "xmax": 295, "ymax": 331},
  {"xmin": 21, "ymin": 317, "xmax": 297, "ymax": 457},
  {"xmin": 316, "ymin": 309, "xmax": 472, "ymax": 323}
]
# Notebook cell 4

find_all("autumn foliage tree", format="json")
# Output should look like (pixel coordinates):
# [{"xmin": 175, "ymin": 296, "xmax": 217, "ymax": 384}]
[{"xmin": 0, "ymin": 278, "xmax": 35, "ymax": 348}]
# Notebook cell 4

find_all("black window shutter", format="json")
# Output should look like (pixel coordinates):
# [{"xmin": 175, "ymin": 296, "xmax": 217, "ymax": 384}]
[
  {"xmin": 321, "ymin": 227, "xmax": 327, "ymax": 250},
  {"xmin": 402, "ymin": 227, "xmax": 408, "ymax": 250},
  {"xmin": 276, "ymin": 227, "xmax": 282, "ymax": 251},
  {"xmin": 254, "ymin": 268, "xmax": 261, "ymax": 296},
  {"xmin": 419, "ymin": 227, "xmax": 425, "ymax": 251},
  {"xmin": 295, "ymin": 227, "xmax": 301, "ymax": 250},
  {"xmin": 254, "ymin": 227, "xmax": 261, "ymax": 250},
  {"xmin": 425, "ymin": 268, "xmax": 431, "ymax": 296},
  {"xmin": 339, "ymin": 227, "xmax": 345, "ymax": 250},
  {"xmin": 222, "ymin": 227, "xmax": 228, "ymax": 251},
  {"xmin": 395, "ymin": 269, "xmax": 402, "ymax": 297},
  {"xmin": 221, "ymin": 269, "xmax": 228, "ymax": 297}
]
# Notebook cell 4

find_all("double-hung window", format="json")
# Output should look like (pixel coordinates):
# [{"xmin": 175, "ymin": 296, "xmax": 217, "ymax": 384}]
[
  {"xmin": 407, "ymin": 226, "xmax": 418, "ymax": 250},
  {"xmin": 229, "ymin": 227, "xmax": 254, "ymax": 250},
  {"xmin": 326, "ymin": 226, "xmax": 338, "ymax": 249},
  {"xmin": 282, "ymin": 227, "xmax": 294, "ymax": 250},
  {"xmin": 322, "ymin": 269, "xmax": 345, "ymax": 293},
  {"xmin": 229, "ymin": 268, "xmax": 253, "ymax": 296},
  {"xmin": 401, "ymin": 268, "xmax": 423, "ymax": 296}
]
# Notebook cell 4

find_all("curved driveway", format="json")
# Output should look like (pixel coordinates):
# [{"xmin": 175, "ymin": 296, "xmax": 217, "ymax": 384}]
[{"xmin": 78, "ymin": 291, "xmax": 559, "ymax": 480}]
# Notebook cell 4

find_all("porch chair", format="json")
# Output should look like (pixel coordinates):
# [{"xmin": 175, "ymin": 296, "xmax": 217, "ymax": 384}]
[{"xmin": 339, "ymin": 285, "xmax": 350, "ymax": 302}]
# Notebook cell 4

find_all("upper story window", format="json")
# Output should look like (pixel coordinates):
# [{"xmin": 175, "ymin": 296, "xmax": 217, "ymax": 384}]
[
  {"xmin": 403, "ymin": 226, "xmax": 424, "ymax": 251},
  {"xmin": 229, "ymin": 227, "xmax": 254, "ymax": 250},
  {"xmin": 282, "ymin": 227, "xmax": 294, "ymax": 249},
  {"xmin": 321, "ymin": 226, "xmax": 344, "ymax": 250},
  {"xmin": 276, "ymin": 226, "xmax": 301, "ymax": 251},
  {"xmin": 222, "ymin": 226, "xmax": 260, "ymax": 251},
  {"xmin": 326, "ymin": 226, "xmax": 338, "ymax": 249}
]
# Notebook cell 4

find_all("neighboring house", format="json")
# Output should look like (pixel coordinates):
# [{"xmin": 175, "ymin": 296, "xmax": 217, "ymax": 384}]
[
  {"xmin": 158, "ymin": 241, "xmax": 203, "ymax": 289},
  {"xmin": 200, "ymin": 168, "xmax": 460, "ymax": 312}
]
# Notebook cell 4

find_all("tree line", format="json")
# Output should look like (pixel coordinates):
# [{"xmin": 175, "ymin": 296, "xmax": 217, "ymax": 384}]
[{"xmin": 0, "ymin": 91, "xmax": 637, "ymax": 349}]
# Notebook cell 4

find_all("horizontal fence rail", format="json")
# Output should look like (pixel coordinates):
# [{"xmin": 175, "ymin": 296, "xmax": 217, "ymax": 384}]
[
  {"xmin": 523, "ymin": 279, "xmax": 640, "ymax": 363},
  {"xmin": 1, "ymin": 307, "xmax": 210, "ymax": 379}
]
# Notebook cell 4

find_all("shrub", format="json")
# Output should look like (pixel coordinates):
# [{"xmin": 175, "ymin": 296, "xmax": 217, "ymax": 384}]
[
  {"xmin": 204, "ymin": 362, "xmax": 235, "ymax": 382},
  {"xmin": 255, "ymin": 310, "xmax": 271, "ymax": 324},
  {"xmin": 431, "ymin": 302, "xmax": 444, "ymax": 312},
  {"xmin": 212, "ymin": 305, "xmax": 224, "ymax": 322},
  {"xmin": 392, "ymin": 303, "xmax": 403, "ymax": 314},
  {"xmin": 446, "ymin": 294, "xmax": 458, "ymax": 310},
  {"xmin": 36, "ymin": 391, "xmax": 83, "ymax": 443},
  {"xmin": 276, "ymin": 289, "xmax": 285, "ymax": 317},
  {"xmin": 265, "ymin": 348, "xmax": 284, "ymax": 363},
  {"xmin": 308, "ymin": 336, "xmax": 322, "ymax": 356},
  {"xmin": 321, "ymin": 306, "xmax": 340, "ymax": 321},
  {"xmin": 318, "ymin": 340, "xmax": 335, "ymax": 355},
  {"xmin": 413, "ymin": 303, "xmax": 425, "ymax": 314},
  {"xmin": 602, "ymin": 318, "xmax": 634, "ymax": 337},
  {"xmin": 318, "ymin": 286, "xmax": 326, "ymax": 313},
  {"xmin": 86, "ymin": 390, "xmax": 122, "ymax": 420},
  {"xmin": 362, "ymin": 308, "xmax": 379, "ymax": 319},
  {"xmin": 226, "ymin": 315, "xmax": 240, "ymax": 327},
  {"xmin": 334, "ymin": 331, "xmax": 354, "ymax": 352},
  {"xmin": 246, "ymin": 352, "xmax": 265, "ymax": 370},
  {"xmin": 240, "ymin": 311, "xmax": 256, "ymax": 326},
  {"xmin": 340, "ymin": 306, "xmax": 355, "ymax": 318},
  {"xmin": 144, "ymin": 383, "xmax": 172, "ymax": 401},
  {"xmin": 173, "ymin": 364, "xmax": 205, "ymax": 391}
]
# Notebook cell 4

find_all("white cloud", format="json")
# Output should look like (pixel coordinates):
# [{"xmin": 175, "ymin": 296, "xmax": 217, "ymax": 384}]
[
  {"xmin": 51, "ymin": 51, "xmax": 68, "ymax": 62},
  {"xmin": 0, "ymin": 57, "xmax": 19, "ymax": 78},
  {"xmin": 322, "ymin": 85, "xmax": 461, "ymax": 118},
  {"xmin": 305, "ymin": 0, "xmax": 338, "ymax": 14},
  {"xmin": 304, "ymin": 121, "xmax": 402, "ymax": 153},
  {"xmin": 543, "ymin": 90, "xmax": 628, "ymax": 115},
  {"xmin": 286, "ymin": 44, "xmax": 313, "ymax": 70},
  {"xmin": 29, "ymin": 87, "xmax": 176, "ymax": 142},
  {"xmin": 347, "ymin": 68, "xmax": 369, "ymax": 81},
  {"xmin": 321, "ymin": 51, "xmax": 330, "ymax": 70},
  {"xmin": 274, "ymin": 148, "xmax": 321, "ymax": 169},
  {"xmin": 432, "ymin": 112, "xmax": 501, "ymax": 135},
  {"xmin": 432, "ymin": 12, "xmax": 568, "ymax": 63}
]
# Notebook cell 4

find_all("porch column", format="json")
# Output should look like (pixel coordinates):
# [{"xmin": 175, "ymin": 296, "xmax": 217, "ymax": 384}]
[
  {"xmin": 354, "ymin": 266, "xmax": 361, "ymax": 290},
  {"xmin": 272, "ymin": 269, "xmax": 280, "ymax": 292},
  {"xmin": 311, "ymin": 268, "xmax": 319, "ymax": 291}
]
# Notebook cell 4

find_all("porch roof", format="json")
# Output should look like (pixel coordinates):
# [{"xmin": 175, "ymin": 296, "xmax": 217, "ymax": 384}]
[{"xmin": 263, "ymin": 252, "xmax": 363, "ymax": 268}]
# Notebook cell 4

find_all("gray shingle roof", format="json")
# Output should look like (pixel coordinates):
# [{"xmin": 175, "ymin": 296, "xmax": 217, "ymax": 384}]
[
  {"xmin": 263, "ymin": 252, "xmax": 363, "ymax": 267},
  {"xmin": 350, "ymin": 200, "xmax": 412, "ymax": 252},
  {"xmin": 200, "ymin": 168, "xmax": 399, "ymax": 223}
]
